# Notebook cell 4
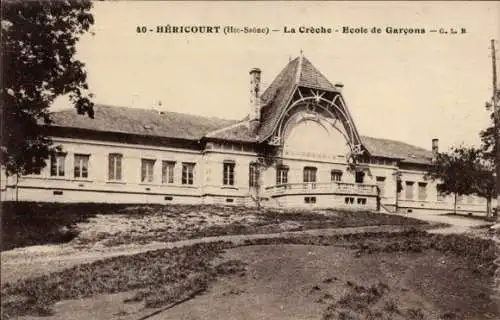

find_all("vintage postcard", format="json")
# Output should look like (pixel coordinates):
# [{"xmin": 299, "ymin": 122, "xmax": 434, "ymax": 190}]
[{"xmin": 1, "ymin": 1, "xmax": 500, "ymax": 319}]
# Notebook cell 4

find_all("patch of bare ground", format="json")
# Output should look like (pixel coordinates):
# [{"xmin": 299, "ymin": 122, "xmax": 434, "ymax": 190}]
[
  {"xmin": 2, "ymin": 230, "xmax": 497, "ymax": 320},
  {"xmin": 156, "ymin": 240, "xmax": 497, "ymax": 320}
]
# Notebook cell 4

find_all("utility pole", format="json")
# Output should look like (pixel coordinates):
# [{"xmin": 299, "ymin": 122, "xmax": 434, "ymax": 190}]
[{"xmin": 491, "ymin": 39, "xmax": 500, "ymax": 219}]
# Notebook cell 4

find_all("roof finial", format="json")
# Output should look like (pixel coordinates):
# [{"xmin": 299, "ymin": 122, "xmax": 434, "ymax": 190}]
[{"xmin": 295, "ymin": 49, "xmax": 304, "ymax": 84}]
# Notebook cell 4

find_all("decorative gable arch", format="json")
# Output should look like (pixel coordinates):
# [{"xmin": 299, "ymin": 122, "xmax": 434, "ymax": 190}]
[{"xmin": 266, "ymin": 86, "xmax": 365, "ymax": 160}]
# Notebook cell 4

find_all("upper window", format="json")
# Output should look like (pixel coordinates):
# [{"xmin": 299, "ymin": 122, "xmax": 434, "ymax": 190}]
[
  {"xmin": 108, "ymin": 153, "xmax": 123, "ymax": 181},
  {"xmin": 223, "ymin": 161, "xmax": 235, "ymax": 186},
  {"xmin": 162, "ymin": 161, "xmax": 175, "ymax": 184},
  {"xmin": 182, "ymin": 162, "xmax": 195, "ymax": 185},
  {"xmin": 331, "ymin": 170, "xmax": 343, "ymax": 182},
  {"xmin": 249, "ymin": 163, "xmax": 259, "ymax": 187},
  {"xmin": 141, "ymin": 159, "xmax": 155, "ymax": 183},
  {"xmin": 303, "ymin": 167, "xmax": 317, "ymax": 183},
  {"xmin": 50, "ymin": 153, "xmax": 66, "ymax": 177},
  {"xmin": 74, "ymin": 154, "xmax": 89, "ymax": 179}
]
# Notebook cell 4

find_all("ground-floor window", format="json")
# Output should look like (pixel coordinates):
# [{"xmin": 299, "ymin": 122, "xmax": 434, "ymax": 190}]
[
  {"xmin": 223, "ymin": 161, "xmax": 235, "ymax": 186},
  {"xmin": 355, "ymin": 171, "xmax": 365, "ymax": 183},
  {"xmin": 276, "ymin": 166, "xmax": 289, "ymax": 185},
  {"xmin": 303, "ymin": 166, "xmax": 317, "ymax": 184},
  {"xmin": 405, "ymin": 181, "xmax": 414, "ymax": 199},
  {"xmin": 436, "ymin": 184, "xmax": 445, "ymax": 201},
  {"xmin": 162, "ymin": 161, "xmax": 175, "ymax": 184},
  {"xmin": 249, "ymin": 163, "xmax": 259, "ymax": 187},
  {"xmin": 50, "ymin": 153, "xmax": 66, "ymax": 177},
  {"xmin": 141, "ymin": 159, "xmax": 155, "ymax": 183},
  {"xmin": 331, "ymin": 170, "xmax": 343, "ymax": 182},
  {"xmin": 303, "ymin": 167, "xmax": 317, "ymax": 189},
  {"xmin": 74, "ymin": 154, "xmax": 89, "ymax": 179},
  {"xmin": 376, "ymin": 176, "xmax": 386, "ymax": 197},
  {"xmin": 418, "ymin": 182, "xmax": 427, "ymax": 200},
  {"xmin": 182, "ymin": 162, "xmax": 195, "ymax": 185},
  {"xmin": 108, "ymin": 153, "xmax": 123, "ymax": 181}
]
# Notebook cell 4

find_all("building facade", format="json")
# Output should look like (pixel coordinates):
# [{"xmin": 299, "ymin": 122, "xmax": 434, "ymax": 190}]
[{"xmin": 1, "ymin": 56, "xmax": 493, "ymax": 213}]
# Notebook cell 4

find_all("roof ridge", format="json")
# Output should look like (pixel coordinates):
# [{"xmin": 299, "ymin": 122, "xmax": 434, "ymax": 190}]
[
  {"xmin": 260, "ymin": 57, "xmax": 299, "ymax": 100},
  {"xmin": 52, "ymin": 104, "xmax": 239, "ymax": 123}
]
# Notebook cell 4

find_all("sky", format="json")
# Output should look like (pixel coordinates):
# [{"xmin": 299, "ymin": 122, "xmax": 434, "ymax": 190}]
[{"xmin": 51, "ymin": 1, "xmax": 500, "ymax": 152}]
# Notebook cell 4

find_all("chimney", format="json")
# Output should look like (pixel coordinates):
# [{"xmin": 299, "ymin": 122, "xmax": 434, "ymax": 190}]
[
  {"xmin": 249, "ymin": 68, "xmax": 262, "ymax": 134},
  {"xmin": 334, "ymin": 83, "xmax": 344, "ymax": 92},
  {"xmin": 432, "ymin": 138, "xmax": 439, "ymax": 162}
]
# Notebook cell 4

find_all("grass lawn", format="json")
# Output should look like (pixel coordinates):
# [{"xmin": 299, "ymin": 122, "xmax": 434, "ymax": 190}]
[
  {"xmin": 1, "ymin": 202, "xmax": 428, "ymax": 251},
  {"xmin": 1, "ymin": 230, "xmax": 497, "ymax": 320}
]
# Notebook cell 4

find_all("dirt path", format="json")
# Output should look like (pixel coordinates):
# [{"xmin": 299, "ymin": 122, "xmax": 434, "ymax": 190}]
[{"xmin": 2, "ymin": 225, "xmax": 420, "ymax": 284}]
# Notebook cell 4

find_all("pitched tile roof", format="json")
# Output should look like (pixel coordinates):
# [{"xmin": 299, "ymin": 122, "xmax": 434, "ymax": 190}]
[
  {"xmin": 257, "ymin": 56, "xmax": 338, "ymax": 141},
  {"xmin": 205, "ymin": 121, "xmax": 257, "ymax": 143},
  {"xmin": 298, "ymin": 57, "xmax": 337, "ymax": 91},
  {"xmin": 48, "ymin": 105, "xmax": 237, "ymax": 140},
  {"xmin": 361, "ymin": 136, "xmax": 432, "ymax": 165},
  {"xmin": 47, "ymin": 105, "xmax": 431, "ymax": 165},
  {"xmin": 203, "ymin": 122, "xmax": 432, "ymax": 165}
]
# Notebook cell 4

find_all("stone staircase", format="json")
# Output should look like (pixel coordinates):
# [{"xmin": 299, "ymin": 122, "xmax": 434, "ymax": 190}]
[{"xmin": 379, "ymin": 203, "xmax": 397, "ymax": 214}]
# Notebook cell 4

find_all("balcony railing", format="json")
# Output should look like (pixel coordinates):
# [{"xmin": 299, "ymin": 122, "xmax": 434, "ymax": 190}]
[{"xmin": 264, "ymin": 182, "xmax": 378, "ymax": 197}]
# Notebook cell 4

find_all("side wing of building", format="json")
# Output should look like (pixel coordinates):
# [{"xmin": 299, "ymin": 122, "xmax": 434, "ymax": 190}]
[{"xmin": 2, "ymin": 56, "xmax": 494, "ymax": 214}]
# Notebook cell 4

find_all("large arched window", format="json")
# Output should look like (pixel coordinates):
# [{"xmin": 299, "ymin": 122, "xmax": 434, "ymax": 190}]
[{"xmin": 282, "ymin": 117, "xmax": 350, "ymax": 158}]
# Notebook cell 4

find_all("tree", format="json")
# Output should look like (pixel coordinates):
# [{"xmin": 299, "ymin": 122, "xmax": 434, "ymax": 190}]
[
  {"xmin": 425, "ymin": 147, "xmax": 483, "ymax": 214},
  {"xmin": 479, "ymin": 104, "xmax": 495, "ymax": 162},
  {"xmin": 1, "ymin": 0, "xmax": 95, "ymax": 178},
  {"xmin": 480, "ymin": 98, "xmax": 499, "ymax": 217},
  {"xmin": 473, "ymin": 165, "xmax": 495, "ymax": 217}
]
